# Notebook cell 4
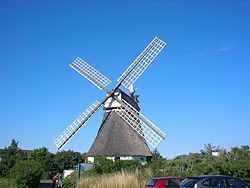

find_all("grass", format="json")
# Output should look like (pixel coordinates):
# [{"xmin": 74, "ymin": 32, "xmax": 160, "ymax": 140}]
[
  {"xmin": 77, "ymin": 170, "xmax": 152, "ymax": 188},
  {"xmin": 0, "ymin": 178, "xmax": 17, "ymax": 188}
]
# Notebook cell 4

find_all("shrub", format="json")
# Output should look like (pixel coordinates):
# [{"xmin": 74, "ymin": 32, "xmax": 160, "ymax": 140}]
[
  {"xmin": 0, "ymin": 164, "xmax": 9, "ymax": 177},
  {"xmin": 0, "ymin": 178, "xmax": 17, "ymax": 188},
  {"xmin": 10, "ymin": 160, "xmax": 42, "ymax": 188},
  {"xmin": 91, "ymin": 156, "xmax": 115, "ymax": 175},
  {"xmin": 91, "ymin": 156, "xmax": 143, "ymax": 175},
  {"xmin": 0, "ymin": 157, "xmax": 17, "ymax": 177},
  {"xmin": 114, "ymin": 160, "xmax": 142, "ymax": 172}
]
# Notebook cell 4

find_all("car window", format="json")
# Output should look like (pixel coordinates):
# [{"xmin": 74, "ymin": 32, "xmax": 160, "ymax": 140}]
[
  {"xmin": 146, "ymin": 179, "xmax": 157, "ymax": 186},
  {"xmin": 181, "ymin": 178, "xmax": 200, "ymax": 188},
  {"xmin": 227, "ymin": 178, "xmax": 246, "ymax": 188},
  {"xmin": 202, "ymin": 178, "xmax": 226, "ymax": 187},
  {"xmin": 165, "ymin": 179, "xmax": 180, "ymax": 187}
]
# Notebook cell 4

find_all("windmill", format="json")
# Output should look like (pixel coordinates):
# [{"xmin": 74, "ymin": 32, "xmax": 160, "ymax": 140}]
[{"xmin": 54, "ymin": 37, "xmax": 167, "ymax": 163}]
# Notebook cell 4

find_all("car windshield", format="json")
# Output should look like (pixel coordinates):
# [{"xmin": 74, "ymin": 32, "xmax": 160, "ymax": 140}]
[
  {"xmin": 166, "ymin": 178, "xmax": 182, "ymax": 187},
  {"xmin": 181, "ymin": 178, "xmax": 200, "ymax": 188},
  {"xmin": 146, "ymin": 179, "xmax": 157, "ymax": 186}
]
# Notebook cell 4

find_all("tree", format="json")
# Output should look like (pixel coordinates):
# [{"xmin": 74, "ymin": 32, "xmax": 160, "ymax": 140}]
[
  {"xmin": 0, "ymin": 139, "xmax": 19, "ymax": 158},
  {"xmin": 151, "ymin": 148, "xmax": 163, "ymax": 161},
  {"xmin": 230, "ymin": 145, "xmax": 250, "ymax": 160},
  {"xmin": 81, "ymin": 152, "xmax": 88, "ymax": 163},
  {"xmin": 220, "ymin": 145, "xmax": 250, "ymax": 178},
  {"xmin": 0, "ymin": 139, "xmax": 22, "ymax": 177},
  {"xmin": 174, "ymin": 153, "xmax": 203, "ymax": 171},
  {"xmin": 193, "ymin": 155, "xmax": 228, "ymax": 175},
  {"xmin": 200, "ymin": 143, "xmax": 221, "ymax": 156},
  {"xmin": 10, "ymin": 160, "xmax": 42, "ymax": 188},
  {"xmin": 54, "ymin": 150, "xmax": 83, "ymax": 172},
  {"xmin": 29, "ymin": 147, "xmax": 56, "ymax": 178}
]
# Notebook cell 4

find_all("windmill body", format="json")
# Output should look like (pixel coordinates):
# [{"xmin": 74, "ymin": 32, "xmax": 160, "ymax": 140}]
[
  {"xmin": 54, "ymin": 37, "xmax": 167, "ymax": 163},
  {"xmin": 87, "ymin": 89, "xmax": 151, "ymax": 163},
  {"xmin": 104, "ymin": 89, "xmax": 140, "ymax": 111}
]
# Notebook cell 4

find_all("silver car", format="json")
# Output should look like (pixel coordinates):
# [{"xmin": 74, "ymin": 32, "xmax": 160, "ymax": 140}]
[{"xmin": 180, "ymin": 175, "xmax": 249, "ymax": 188}]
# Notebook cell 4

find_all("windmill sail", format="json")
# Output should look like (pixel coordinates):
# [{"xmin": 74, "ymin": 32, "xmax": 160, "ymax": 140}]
[
  {"xmin": 54, "ymin": 100, "xmax": 102, "ymax": 150},
  {"xmin": 114, "ymin": 98, "xmax": 166, "ymax": 148},
  {"xmin": 70, "ymin": 57, "xmax": 111, "ymax": 91},
  {"xmin": 117, "ymin": 37, "xmax": 166, "ymax": 92}
]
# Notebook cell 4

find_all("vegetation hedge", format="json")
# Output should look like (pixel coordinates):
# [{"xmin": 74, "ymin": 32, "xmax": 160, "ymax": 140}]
[
  {"xmin": 91, "ymin": 156, "xmax": 142, "ymax": 175},
  {"xmin": 10, "ymin": 160, "xmax": 42, "ymax": 188},
  {"xmin": 1, "ymin": 140, "xmax": 250, "ymax": 187}
]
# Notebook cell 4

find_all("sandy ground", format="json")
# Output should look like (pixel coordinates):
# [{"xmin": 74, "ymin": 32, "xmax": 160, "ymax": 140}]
[{"xmin": 39, "ymin": 180, "xmax": 53, "ymax": 188}]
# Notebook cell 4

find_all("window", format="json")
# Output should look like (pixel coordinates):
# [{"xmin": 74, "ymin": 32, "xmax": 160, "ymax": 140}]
[
  {"xmin": 114, "ymin": 157, "xmax": 120, "ymax": 161},
  {"xmin": 181, "ymin": 178, "xmax": 200, "ymax": 188},
  {"xmin": 227, "ymin": 178, "xmax": 246, "ymax": 188},
  {"xmin": 202, "ymin": 179, "xmax": 210, "ymax": 186},
  {"xmin": 165, "ymin": 179, "xmax": 180, "ymax": 187},
  {"xmin": 146, "ymin": 179, "xmax": 157, "ymax": 186},
  {"xmin": 202, "ymin": 178, "xmax": 226, "ymax": 187}
]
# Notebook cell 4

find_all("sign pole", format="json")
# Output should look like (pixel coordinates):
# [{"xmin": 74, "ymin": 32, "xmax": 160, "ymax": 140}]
[{"xmin": 77, "ymin": 163, "xmax": 81, "ymax": 179}]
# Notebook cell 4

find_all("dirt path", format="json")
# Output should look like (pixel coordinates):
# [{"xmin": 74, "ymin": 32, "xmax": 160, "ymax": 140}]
[{"xmin": 39, "ymin": 180, "xmax": 53, "ymax": 188}]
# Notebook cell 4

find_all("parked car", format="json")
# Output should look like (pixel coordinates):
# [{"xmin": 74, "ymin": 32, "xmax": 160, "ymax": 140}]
[
  {"xmin": 180, "ymin": 175, "xmax": 249, "ymax": 188},
  {"xmin": 146, "ymin": 177, "xmax": 185, "ymax": 188}
]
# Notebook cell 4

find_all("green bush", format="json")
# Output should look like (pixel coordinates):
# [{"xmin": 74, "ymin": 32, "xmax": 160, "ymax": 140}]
[
  {"xmin": 10, "ymin": 160, "xmax": 42, "ymax": 188},
  {"xmin": 0, "ymin": 157, "xmax": 17, "ymax": 177},
  {"xmin": 0, "ymin": 177, "xmax": 17, "ymax": 188},
  {"xmin": 114, "ymin": 160, "xmax": 142, "ymax": 172},
  {"xmin": 90, "ymin": 157, "xmax": 143, "ymax": 175},
  {"xmin": 0, "ymin": 165, "xmax": 9, "ymax": 177},
  {"xmin": 91, "ymin": 156, "xmax": 115, "ymax": 174}
]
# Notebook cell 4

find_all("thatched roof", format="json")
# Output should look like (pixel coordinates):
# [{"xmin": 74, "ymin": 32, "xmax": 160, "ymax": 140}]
[
  {"xmin": 87, "ymin": 111, "xmax": 152, "ymax": 157},
  {"xmin": 87, "ymin": 89, "xmax": 152, "ymax": 157}
]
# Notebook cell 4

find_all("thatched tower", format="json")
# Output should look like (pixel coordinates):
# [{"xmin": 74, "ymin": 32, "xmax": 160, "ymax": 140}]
[{"xmin": 87, "ymin": 89, "xmax": 152, "ymax": 163}]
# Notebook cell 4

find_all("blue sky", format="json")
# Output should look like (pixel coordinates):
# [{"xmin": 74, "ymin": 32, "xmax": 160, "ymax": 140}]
[{"xmin": 0, "ymin": 0, "xmax": 249, "ymax": 159}]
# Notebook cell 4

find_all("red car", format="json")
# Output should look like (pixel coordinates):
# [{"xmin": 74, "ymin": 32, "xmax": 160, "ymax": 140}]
[{"xmin": 146, "ymin": 177, "xmax": 185, "ymax": 188}]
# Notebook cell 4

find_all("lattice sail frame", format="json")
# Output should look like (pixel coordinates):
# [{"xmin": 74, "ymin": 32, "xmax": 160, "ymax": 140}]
[
  {"xmin": 118, "ymin": 37, "xmax": 166, "ymax": 92},
  {"xmin": 54, "ymin": 100, "xmax": 102, "ymax": 149},
  {"xmin": 114, "ymin": 98, "xmax": 166, "ymax": 148},
  {"xmin": 70, "ymin": 57, "xmax": 111, "ymax": 90}
]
